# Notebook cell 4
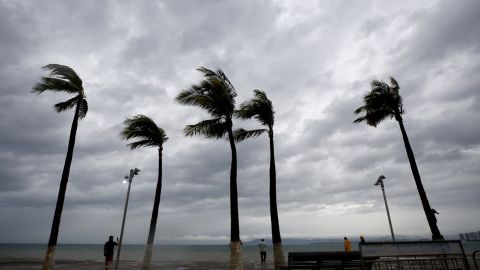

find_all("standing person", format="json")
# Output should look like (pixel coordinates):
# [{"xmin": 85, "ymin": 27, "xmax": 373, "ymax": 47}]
[
  {"xmin": 344, "ymin": 237, "xmax": 351, "ymax": 251},
  {"xmin": 360, "ymin": 235, "xmax": 366, "ymax": 244},
  {"xmin": 104, "ymin": 236, "xmax": 118, "ymax": 270},
  {"xmin": 258, "ymin": 239, "xmax": 267, "ymax": 264}
]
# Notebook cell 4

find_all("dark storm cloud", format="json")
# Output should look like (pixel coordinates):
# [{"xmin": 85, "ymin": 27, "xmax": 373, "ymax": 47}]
[
  {"xmin": 0, "ymin": 0, "xmax": 479, "ymax": 243},
  {"xmin": 406, "ymin": 0, "xmax": 480, "ymax": 65}
]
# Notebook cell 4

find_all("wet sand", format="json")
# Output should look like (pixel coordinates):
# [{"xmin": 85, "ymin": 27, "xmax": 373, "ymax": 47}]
[{"xmin": 0, "ymin": 259, "xmax": 271, "ymax": 269}]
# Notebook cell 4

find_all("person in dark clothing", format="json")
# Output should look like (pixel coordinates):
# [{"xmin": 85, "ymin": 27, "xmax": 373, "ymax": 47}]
[
  {"xmin": 360, "ymin": 235, "xmax": 366, "ymax": 244},
  {"xmin": 104, "ymin": 235, "xmax": 118, "ymax": 270}
]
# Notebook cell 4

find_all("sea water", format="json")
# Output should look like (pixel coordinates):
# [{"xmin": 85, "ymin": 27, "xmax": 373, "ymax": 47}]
[
  {"xmin": 0, "ymin": 243, "xmax": 342, "ymax": 263},
  {"xmin": 1, "ymin": 242, "xmax": 479, "ymax": 263}
]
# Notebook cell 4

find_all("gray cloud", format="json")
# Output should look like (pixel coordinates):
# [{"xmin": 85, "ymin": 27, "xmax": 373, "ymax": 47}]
[{"xmin": 0, "ymin": 0, "xmax": 479, "ymax": 244}]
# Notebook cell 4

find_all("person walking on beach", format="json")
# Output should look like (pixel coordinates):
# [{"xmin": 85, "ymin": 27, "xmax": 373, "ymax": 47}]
[
  {"xmin": 258, "ymin": 239, "xmax": 267, "ymax": 264},
  {"xmin": 344, "ymin": 237, "xmax": 351, "ymax": 251},
  {"xmin": 104, "ymin": 236, "xmax": 118, "ymax": 270}
]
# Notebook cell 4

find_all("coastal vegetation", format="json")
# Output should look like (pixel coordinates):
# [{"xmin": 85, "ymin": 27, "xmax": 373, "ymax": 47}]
[
  {"xmin": 120, "ymin": 115, "xmax": 169, "ymax": 270},
  {"xmin": 353, "ymin": 77, "xmax": 443, "ymax": 240},
  {"xmin": 233, "ymin": 89, "xmax": 286, "ymax": 269},
  {"xmin": 175, "ymin": 67, "xmax": 242, "ymax": 269},
  {"xmin": 32, "ymin": 64, "xmax": 88, "ymax": 270}
]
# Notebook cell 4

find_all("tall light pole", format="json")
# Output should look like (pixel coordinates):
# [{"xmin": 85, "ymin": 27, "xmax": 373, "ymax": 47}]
[
  {"xmin": 115, "ymin": 168, "xmax": 140, "ymax": 270},
  {"xmin": 374, "ymin": 175, "xmax": 395, "ymax": 241}
]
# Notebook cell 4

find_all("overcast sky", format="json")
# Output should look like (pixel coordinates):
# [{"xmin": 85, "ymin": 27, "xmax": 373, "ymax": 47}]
[{"xmin": 1, "ymin": 0, "xmax": 479, "ymax": 244}]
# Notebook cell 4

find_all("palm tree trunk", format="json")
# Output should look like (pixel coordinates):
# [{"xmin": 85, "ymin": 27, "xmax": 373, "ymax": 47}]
[
  {"xmin": 396, "ymin": 116, "xmax": 443, "ymax": 240},
  {"xmin": 142, "ymin": 147, "xmax": 163, "ymax": 270},
  {"xmin": 226, "ymin": 119, "xmax": 242, "ymax": 270},
  {"xmin": 229, "ymin": 241, "xmax": 243, "ymax": 270},
  {"xmin": 268, "ymin": 129, "xmax": 286, "ymax": 269},
  {"xmin": 273, "ymin": 243, "xmax": 286, "ymax": 269},
  {"xmin": 227, "ymin": 122, "xmax": 240, "ymax": 241},
  {"xmin": 42, "ymin": 98, "xmax": 81, "ymax": 270}
]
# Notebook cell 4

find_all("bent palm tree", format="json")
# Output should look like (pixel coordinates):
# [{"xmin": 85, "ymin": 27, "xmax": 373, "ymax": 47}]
[
  {"xmin": 354, "ymin": 77, "xmax": 443, "ymax": 240},
  {"xmin": 32, "ymin": 64, "xmax": 88, "ymax": 270},
  {"xmin": 120, "ymin": 115, "xmax": 168, "ymax": 270},
  {"xmin": 234, "ymin": 89, "xmax": 286, "ymax": 269},
  {"xmin": 175, "ymin": 67, "xmax": 242, "ymax": 269}
]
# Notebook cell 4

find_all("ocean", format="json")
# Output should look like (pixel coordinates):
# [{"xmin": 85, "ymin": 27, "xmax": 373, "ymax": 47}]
[
  {"xmin": 1, "ymin": 242, "xmax": 480, "ymax": 263},
  {"xmin": 0, "ymin": 243, "xmax": 343, "ymax": 263}
]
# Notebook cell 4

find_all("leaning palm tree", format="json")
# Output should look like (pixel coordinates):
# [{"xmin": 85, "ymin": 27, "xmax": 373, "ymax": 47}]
[
  {"xmin": 120, "ymin": 115, "xmax": 168, "ymax": 270},
  {"xmin": 175, "ymin": 67, "xmax": 242, "ymax": 269},
  {"xmin": 354, "ymin": 77, "xmax": 443, "ymax": 240},
  {"xmin": 234, "ymin": 89, "xmax": 286, "ymax": 269},
  {"xmin": 32, "ymin": 64, "xmax": 88, "ymax": 270}
]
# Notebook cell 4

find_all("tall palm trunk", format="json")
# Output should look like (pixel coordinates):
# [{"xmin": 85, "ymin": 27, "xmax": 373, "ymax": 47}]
[
  {"xmin": 42, "ymin": 98, "xmax": 81, "ymax": 270},
  {"xmin": 268, "ymin": 128, "xmax": 286, "ymax": 269},
  {"xmin": 142, "ymin": 147, "xmax": 164, "ymax": 270},
  {"xmin": 226, "ymin": 118, "xmax": 242, "ymax": 270},
  {"xmin": 396, "ymin": 114, "xmax": 443, "ymax": 240}
]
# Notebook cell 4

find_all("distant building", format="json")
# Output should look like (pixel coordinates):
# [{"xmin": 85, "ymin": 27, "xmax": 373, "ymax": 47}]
[
  {"xmin": 466, "ymin": 232, "xmax": 479, "ymax": 241},
  {"xmin": 459, "ymin": 231, "xmax": 480, "ymax": 241}
]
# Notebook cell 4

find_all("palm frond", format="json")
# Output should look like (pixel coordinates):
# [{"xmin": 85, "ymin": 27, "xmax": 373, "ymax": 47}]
[
  {"xmin": 370, "ymin": 80, "xmax": 386, "ymax": 89},
  {"xmin": 32, "ymin": 77, "xmax": 81, "ymax": 94},
  {"xmin": 216, "ymin": 69, "xmax": 237, "ymax": 101},
  {"xmin": 197, "ymin": 66, "xmax": 217, "ymax": 77},
  {"xmin": 233, "ymin": 107, "xmax": 256, "ymax": 119},
  {"xmin": 176, "ymin": 67, "xmax": 237, "ymax": 118},
  {"xmin": 43, "ymin": 64, "xmax": 83, "ymax": 89},
  {"xmin": 78, "ymin": 98, "xmax": 88, "ymax": 119},
  {"xmin": 198, "ymin": 67, "xmax": 237, "ymax": 103},
  {"xmin": 184, "ymin": 118, "xmax": 227, "ymax": 139},
  {"xmin": 233, "ymin": 128, "xmax": 267, "ymax": 142},
  {"xmin": 126, "ymin": 139, "xmax": 158, "ymax": 150},
  {"xmin": 389, "ymin": 77, "xmax": 403, "ymax": 110},
  {"xmin": 197, "ymin": 66, "xmax": 237, "ymax": 99},
  {"xmin": 390, "ymin": 77, "xmax": 399, "ymax": 91},
  {"xmin": 353, "ymin": 116, "xmax": 366, "ymax": 124},
  {"xmin": 353, "ymin": 105, "xmax": 366, "ymax": 115},
  {"xmin": 54, "ymin": 96, "xmax": 79, "ymax": 113},
  {"xmin": 121, "ymin": 115, "xmax": 168, "ymax": 149},
  {"xmin": 175, "ymin": 88, "xmax": 215, "ymax": 110},
  {"xmin": 355, "ymin": 110, "xmax": 388, "ymax": 127}
]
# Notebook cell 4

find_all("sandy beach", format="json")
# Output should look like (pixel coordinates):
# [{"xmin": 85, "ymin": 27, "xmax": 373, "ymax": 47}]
[{"xmin": 0, "ymin": 259, "xmax": 269, "ymax": 270}]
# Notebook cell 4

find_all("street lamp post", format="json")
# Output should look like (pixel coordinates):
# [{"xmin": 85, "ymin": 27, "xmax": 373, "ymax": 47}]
[
  {"xmin": 374, "ymin": 175, "xmax": 395, "ymax": 241},
  {"xmin": 115, "ymin": 168, "xmax": 140, "ymax": 270}
]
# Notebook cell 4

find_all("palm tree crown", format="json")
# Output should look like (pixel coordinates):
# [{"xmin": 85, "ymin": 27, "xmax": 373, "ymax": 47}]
[
  {"xmin": 32, "ymin": 64, "xmax": 88, "ymax": 118},
  {"xmin": 121, "ymin": 115, "xmax": 168, "ymax": 149},
  {"xmin": 353, "ymin": 77, "xmax": 402, "ymax": 126},
  {"xmin": 233, "ymin": 89, "xmax": 274, "ymax": 141},
  {"xmin": 175, "ymin": 67, "xmax": 237, "ymax": 138}
]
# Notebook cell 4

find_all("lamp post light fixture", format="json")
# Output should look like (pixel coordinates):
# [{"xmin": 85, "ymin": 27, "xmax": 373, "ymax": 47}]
[
  {"xmin": 115, "ymin": 168, "xmax": 140, "ymax": 270},
  {"xmin": 374, "ymin": 175, "xmax": 395, "ymax": 241}
]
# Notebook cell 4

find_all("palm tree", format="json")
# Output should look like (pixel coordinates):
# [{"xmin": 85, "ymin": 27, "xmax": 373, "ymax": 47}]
[
  {"xmin": 354, "ymin": 77, "xmax": 443, "ymax": 240},
  {"xmin": 120, "ymin": 115, "xmax": 168, "ymax": 270},
  {"xmin": 32, "ymin": 64, "xmax": 88, "ymax": 270},
  {"xmin": 234, "ymin": 89, "xmax": 286, "ymax": 269},
  {"xmin": 175, "ymin": 67, "xmax": 242, "ymax": 269}
]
